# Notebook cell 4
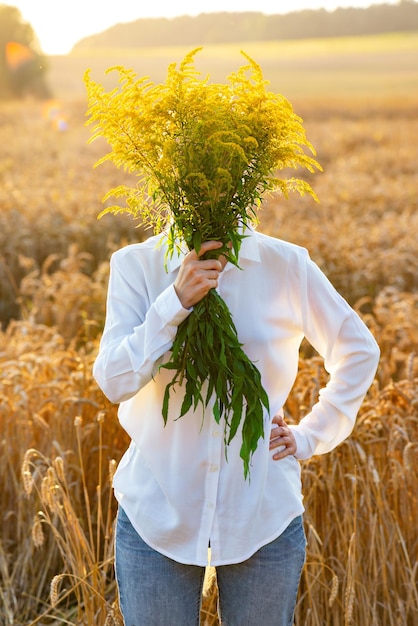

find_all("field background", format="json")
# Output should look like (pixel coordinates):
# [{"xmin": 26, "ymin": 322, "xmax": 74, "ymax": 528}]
[
  {"xmin": 1, "ymin": 33, "xmax": 418, "ymax": 625},
  {"xmin": 50, "ymin": 32, "xmax": 418, "ymax": 100}
]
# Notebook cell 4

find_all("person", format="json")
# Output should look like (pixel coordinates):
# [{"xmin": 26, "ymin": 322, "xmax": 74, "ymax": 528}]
[{"xmin": 93, "ymin": 228, "xmax": 380, "ymax": 626}]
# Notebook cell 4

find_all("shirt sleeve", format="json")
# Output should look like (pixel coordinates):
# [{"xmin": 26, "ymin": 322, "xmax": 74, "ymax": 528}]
[
  {"xmin": 93, "ymin": 251, "xmax": 190, "ymax": 404},
  {"xmin": 289, "ymin": 253, "xmax": 380, "ymax": 460}
]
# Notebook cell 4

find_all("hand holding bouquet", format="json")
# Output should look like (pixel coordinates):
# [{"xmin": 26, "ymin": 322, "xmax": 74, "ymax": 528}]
[{"xmin": 84, "ymin": 49, "xmax": 321, "ymax": 478}]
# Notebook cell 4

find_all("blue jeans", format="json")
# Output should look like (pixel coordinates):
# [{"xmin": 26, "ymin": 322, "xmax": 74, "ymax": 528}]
[{"xmin": 115, "ymin": 506, "xmax": 306, "ymax": 626}]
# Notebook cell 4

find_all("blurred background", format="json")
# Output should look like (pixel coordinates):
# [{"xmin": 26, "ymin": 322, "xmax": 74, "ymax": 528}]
[
  {"xmin": 1, "ymin": 2, "xmax": 417, "ymax": 625},
  {"xmin": 2, "ymin": 0, "xmax": 417, "ymax": 99}
]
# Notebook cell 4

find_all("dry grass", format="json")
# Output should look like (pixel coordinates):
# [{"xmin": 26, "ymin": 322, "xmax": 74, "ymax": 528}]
[{"xmin": 0, "ymin": 90, "xmax": 417, "ymax": 624}]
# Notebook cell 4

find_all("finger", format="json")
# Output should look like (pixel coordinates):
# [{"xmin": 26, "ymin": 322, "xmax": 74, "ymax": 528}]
[
  {"xmin": 270, "ymin": 415, "xmax": 287, "ymax": 438},
  {"xmin": 197, "ymin": 258, "xmax": 223, "ymax": 271},
  {"xmin": 273, "ymin": 446, "xmax": 291, "ymax": 460},
  {"xmin": 272, "ymin": 437, "xmax": 296, "ymax": 457},
  {"xmin": 183, "ymin": 254, "xmax": 222, "ymax": 276},
  {"xmin": 272, "ymin": 435, "xmax": 297, "ymax": 458},
  {"xmin": 270, "ymin": 433, "xmax": 290, "ymax": 447},
  {"xmin": 269, "ymin": 430, "xmax": 287, "ymax": 446},
  {"xmin": 196, "ymin": 240, "xmax": 223, "ymax": 258},
  {"xmin": 270, "ymin": 415, "xmax": 297, "ymax": 460},
  {"xmin": 272, "ymin": 414, "xmax": 286, "ymax": 426}
]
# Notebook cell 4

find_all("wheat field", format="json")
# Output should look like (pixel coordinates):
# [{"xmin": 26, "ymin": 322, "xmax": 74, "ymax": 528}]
[{"xmin": 0, "ymin": 39, "xmax": 417, "ymax": 625}]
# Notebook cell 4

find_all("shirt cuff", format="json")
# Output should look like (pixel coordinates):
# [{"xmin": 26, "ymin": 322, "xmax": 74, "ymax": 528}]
[
  {"xmin": 154, "ymin": 284, "xmax": 192, "ymax": 327},
  {"xmin": 288, "ymin": 425, "xmax": 313, "ymax": 460}
]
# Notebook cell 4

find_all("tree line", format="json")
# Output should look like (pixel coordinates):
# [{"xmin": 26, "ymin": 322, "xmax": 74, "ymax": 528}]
[
  {"xmin": 1, "ymin": 2, "xmax": 417, "ymax": 99},
  {"xmin": 73, "ymin": 2, "xmax": 418, "ymax": 50},
  {"xmin": 0, "ymin": 4, "xmax": 50, "ymax": 98}
]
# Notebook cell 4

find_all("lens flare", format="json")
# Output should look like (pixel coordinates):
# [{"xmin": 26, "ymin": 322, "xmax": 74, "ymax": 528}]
[
  {"xmin": 42, "ymin": 99, "xmax": 68, "ymax": 131},
  {"xmin": 5, "ymin": 41, "xmax": 35, "ymax": 70}
]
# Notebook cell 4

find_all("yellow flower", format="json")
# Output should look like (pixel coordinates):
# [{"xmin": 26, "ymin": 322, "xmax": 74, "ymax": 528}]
[{"xmin": 85, "ymin": 48, "xmax": 321, "ymax": 259}]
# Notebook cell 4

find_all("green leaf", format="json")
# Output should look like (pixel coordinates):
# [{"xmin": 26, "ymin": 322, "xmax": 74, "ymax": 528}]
[
  {"xmin": 192, "ymin": 230, "xmax": 202, "ymax": 255},
  {"xmin": 162, "ymin": 384, "xmax": 171, "ymax": 425},
  {"xmin": 228, "ymin": 387, "xmax": 243, "ymax": 443}
]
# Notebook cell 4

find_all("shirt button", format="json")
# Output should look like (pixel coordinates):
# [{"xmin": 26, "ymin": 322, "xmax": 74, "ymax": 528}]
[
  {"xmin": 212, "ymin": 430, "xmax": 220, "ymax": 437},
  {"xmin": 209, "ymin": 464, "xmax": 219, "ymax": 472}
]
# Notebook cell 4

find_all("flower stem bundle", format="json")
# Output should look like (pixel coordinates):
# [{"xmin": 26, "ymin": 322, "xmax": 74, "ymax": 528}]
[
  {"xmin": 162, "ymin": 289, "xmax": 269, "ymax": 479},
  {"xmin": 84, "ymin": 48, "xmax": 321, "ymax": 477}
]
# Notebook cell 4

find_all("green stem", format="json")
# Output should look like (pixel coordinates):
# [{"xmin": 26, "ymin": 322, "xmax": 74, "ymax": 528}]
[{"xmin": 161, "ymin": 289, "xmax": 269, "ymax": 479}]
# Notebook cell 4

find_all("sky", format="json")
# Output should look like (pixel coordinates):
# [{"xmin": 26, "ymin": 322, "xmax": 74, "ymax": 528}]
[{"xmin": 9, "ymin": 0, "xmax": 400, "ymax": 55}]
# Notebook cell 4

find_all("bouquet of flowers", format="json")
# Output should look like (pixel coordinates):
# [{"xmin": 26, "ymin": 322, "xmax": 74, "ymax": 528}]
[{"xmin": 84, "ymin": 49, "xmax": 321, "ymax": 478}]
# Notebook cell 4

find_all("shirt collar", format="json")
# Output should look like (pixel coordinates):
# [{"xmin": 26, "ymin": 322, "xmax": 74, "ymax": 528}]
[{"xmin": 165, "ymin": 226, "xmax": 261, "ymax": 273}]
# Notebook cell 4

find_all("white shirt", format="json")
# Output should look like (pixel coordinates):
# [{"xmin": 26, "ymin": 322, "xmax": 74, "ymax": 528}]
[{"xmin": 93, "ymin": 228, "xmax": 379, "ymax": 566}]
